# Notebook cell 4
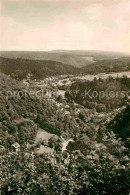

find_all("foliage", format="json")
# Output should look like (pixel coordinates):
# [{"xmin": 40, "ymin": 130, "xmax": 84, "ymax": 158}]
[
  {"xmin": 82, "ymin": 57, "xmax": 130, "ymax": 74},
  {"xmin": 0, "ymin": 73, "xmax": 129, "ymax": 194},
  {"xmin": 0, "ymin": 57, "xmax": 79, "ymax": 80},
  {"xmin": 65, "ymin": 76, "xmax": 130, "ymax": 112}
]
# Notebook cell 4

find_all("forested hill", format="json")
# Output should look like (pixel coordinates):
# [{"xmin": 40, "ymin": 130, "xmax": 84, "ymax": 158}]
[
  {"xmin": 0, "ymin": 73, "xmax": 129, "ymax": 194},
  {"xmin": 0, "ymin": 57, "xmax": 79, "ymax": 80},
  {"xmin": 0, "ymin": 51, "xmax": 92, "ymax": 68},
  {"xmin": 1, "ymin": 56, "xmax": 130, "ymax": 81},
  {"xmin": 65, "ymin": 76, "xmax": 130, "ymax": 112},
  {"xmin": 82, "ymin": 57, "xmax": 130, "ymax": 74},
  {"xmin": 1, "ymin": 50, "xmax": 129, "ymax": 68},
  {"xmin": 53, "ymin": 50, "xmax": 129, "ymax": 61},
  {"xmin": 107, "ymin": 104, "xmax": 130, "ymax": 147}
]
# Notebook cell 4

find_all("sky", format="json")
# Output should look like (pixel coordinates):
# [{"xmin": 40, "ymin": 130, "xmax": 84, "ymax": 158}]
[{"xmin": 0, "ymin": 0, "xmax": 130, "ymax": 53}]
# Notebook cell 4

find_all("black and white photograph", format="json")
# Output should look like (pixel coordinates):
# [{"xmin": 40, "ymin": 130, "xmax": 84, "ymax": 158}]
[{"xmin": 0, "ymin": 0, "xmax": 130, "ymax": 194}]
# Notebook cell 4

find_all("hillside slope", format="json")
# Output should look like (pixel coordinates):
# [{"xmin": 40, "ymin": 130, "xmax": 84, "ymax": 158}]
[
  {"xmin": 82, "ymin": 57, "xmax": 130, "ymax": 74},
  {"xmin": 51, "ymin": 50, "xmax": 129, "ymax": 61},
  {"xmin": 0, "ymin": 73, "xmax": 129, "ymax": 194},
  {"xmin": 0, "ymin": 51, "xmax": 92, "ymax": 68},
  {"xmin": 0, "ymin": 57, "xmax": 79, "ymax": 80}
]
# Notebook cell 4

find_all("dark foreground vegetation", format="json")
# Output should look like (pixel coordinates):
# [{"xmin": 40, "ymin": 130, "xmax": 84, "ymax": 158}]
[{"xmin": 0, "ymin": 73, "xmax": 129, "ymax": 194}]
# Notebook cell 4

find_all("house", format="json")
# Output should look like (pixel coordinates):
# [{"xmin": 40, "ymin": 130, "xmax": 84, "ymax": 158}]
[{"xmin": 11, "ymin": 142, "xmax": 20, "ymax": 154}]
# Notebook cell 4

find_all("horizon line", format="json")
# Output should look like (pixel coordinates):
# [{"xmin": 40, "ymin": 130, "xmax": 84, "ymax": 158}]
[{"xmin": 0, "ymin": 49, "xmax": 130, "ymax": 54}]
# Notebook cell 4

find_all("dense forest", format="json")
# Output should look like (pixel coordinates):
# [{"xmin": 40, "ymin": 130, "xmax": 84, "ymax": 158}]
[
  {"xmin": 82, "ymin": 57, "xmax": 130, "ymax": 74},
  {"xmin": 0, "ymin": 56, "xmax": 130, "ymax": 81},
  {"xmin": 0, "ymin": 51, "xmax": 92, "ymax": 68},
  {"xmin": 0, "ymin": 73, "xmax": 130, "ymax": 194},
  {"xmin": 0, "ymin": 57, "xmax": 79, "ymax": 80},
  {"xmin": 0, "ymin": 50, "xmax": 128, "ymax": 64},
  {"xmin": 65, "ymin": 76, "xmax": 130, "ymax": 112}
]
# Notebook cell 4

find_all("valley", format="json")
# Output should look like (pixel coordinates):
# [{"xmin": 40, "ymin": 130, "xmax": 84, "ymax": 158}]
[
  {"xmin": 0, "ymin": 0, "xmax": 130, "ymax": 193},
  {"xmin": 19, "ymin": 71, "xmax": 129, "ymax": 155},
  {"xmin": 0, "ymin": 52, "xmax": 130, "ymax": 195}
]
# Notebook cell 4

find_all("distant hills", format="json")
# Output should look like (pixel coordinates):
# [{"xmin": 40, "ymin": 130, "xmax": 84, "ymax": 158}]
[
  {"xmin": 0, "ymin": 50, "xmax": 129, "ymax": 68},
  {"xmin": 0, "ymin": 50, "xmax": 130, "ymax": 80},
  {"xmin": 0, "ymin": 51, "xmax": 91, "ymax": 68},
  {"xmin": 0, "ymin": 57, "xmax": 79, "ymax": 80},
  {"xmin": 52, "ymin": 50, "xmax": 129, "ymax": 61},
  {"xmin": 82, "ymin": 57, "xmax": 130, "ymax": 74}
]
